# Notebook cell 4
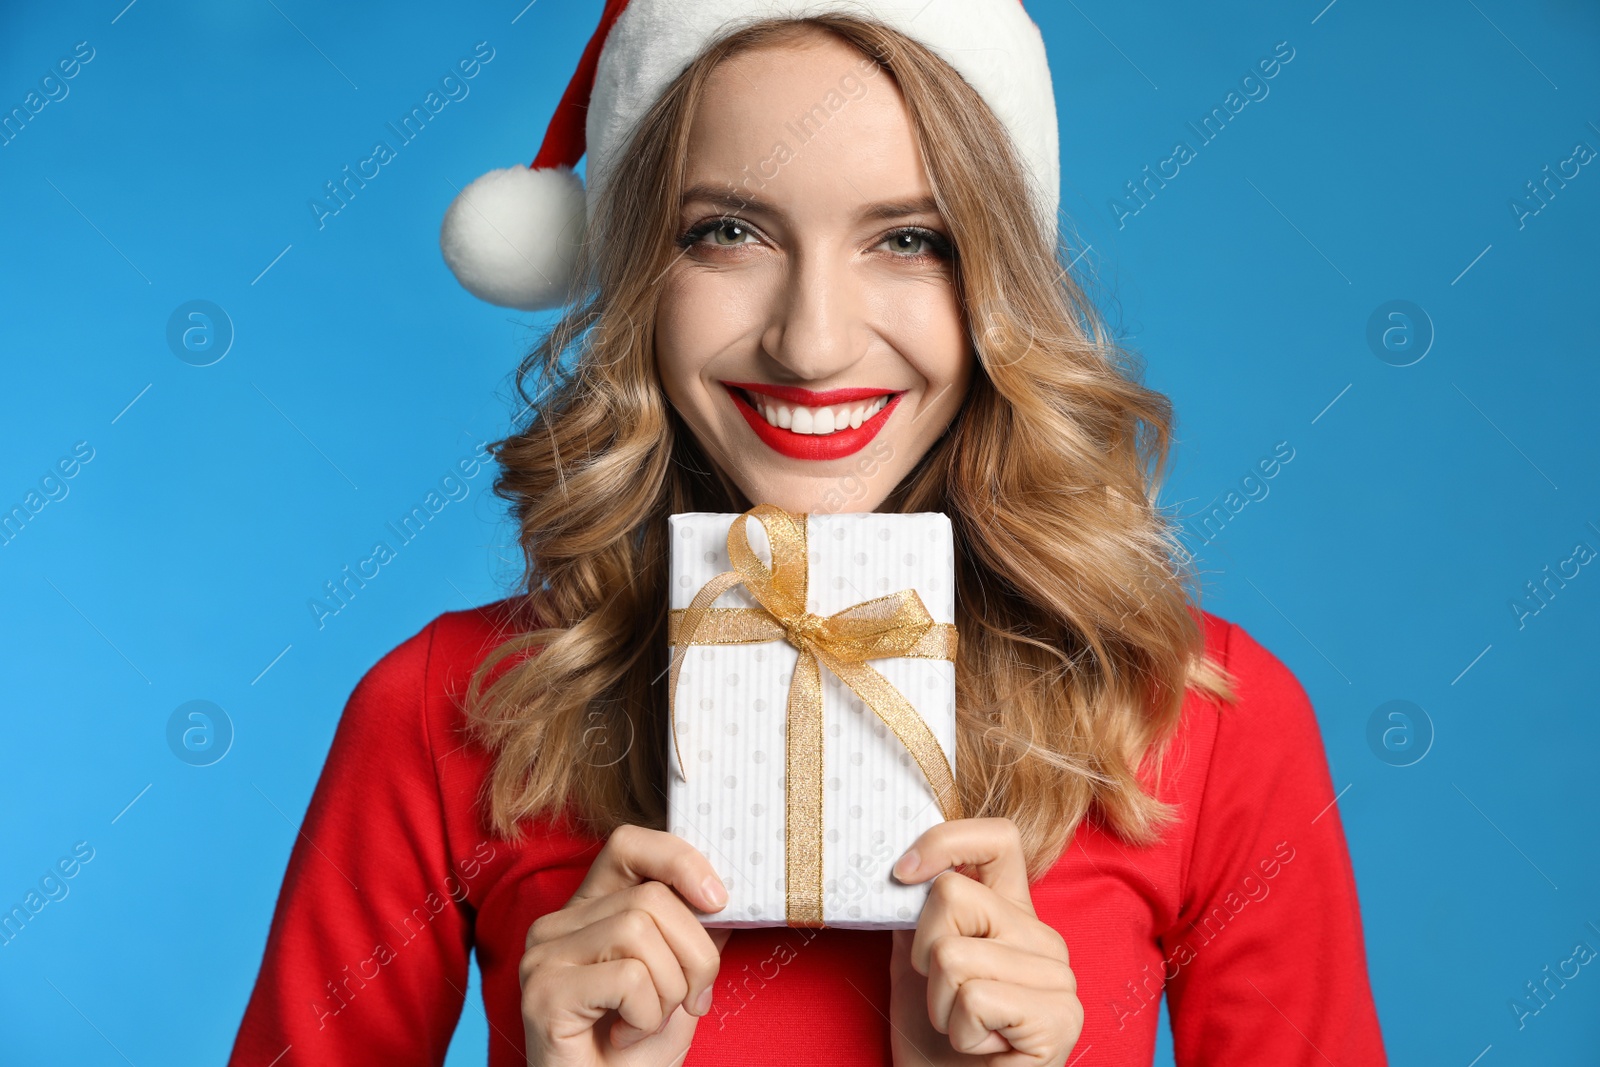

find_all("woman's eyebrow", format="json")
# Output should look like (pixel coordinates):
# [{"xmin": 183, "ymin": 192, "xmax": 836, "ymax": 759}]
[
  {"xmin": 678, "ymin": 183, "xmax": 941, "ymax": 223},
  {"xmin": 857, "ymin": 194, "xmax": 941, "ymax": 221},
  {"xmin": 679, "ymin": 183, "xmax": 766, "ymax": 215}
]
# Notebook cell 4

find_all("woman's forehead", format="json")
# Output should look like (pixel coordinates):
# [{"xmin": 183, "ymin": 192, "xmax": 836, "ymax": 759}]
[
  {"xmin": 682, "ymin": 36, "xmax": 931, "ymax": 218},
  {"xmin": 696, "ymin": 34, "xmax": 887, "ymax": 125}
]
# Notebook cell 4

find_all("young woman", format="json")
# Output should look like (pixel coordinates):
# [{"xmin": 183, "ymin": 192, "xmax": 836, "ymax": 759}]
[{"xmin": 229, "ymin": 4, "xmax": 1387, "ymax": 1066}]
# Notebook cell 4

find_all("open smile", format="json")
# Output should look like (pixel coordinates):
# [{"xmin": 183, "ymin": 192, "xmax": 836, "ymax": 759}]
[{"xmin": 722, "ymin": 381, "xmax": 904, "ymax": 461}]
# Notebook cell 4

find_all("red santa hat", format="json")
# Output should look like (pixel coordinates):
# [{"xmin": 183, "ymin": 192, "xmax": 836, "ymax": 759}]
[{"xmin": 439, "ymin": 0, "xmax": 1058, "ymax": 311}]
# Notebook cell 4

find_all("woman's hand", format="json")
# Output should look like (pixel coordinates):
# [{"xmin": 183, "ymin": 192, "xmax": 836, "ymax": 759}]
[
  {"xmin": 888, "ymin": 818, "xmax": 1083, "ymax": 1066},
  {"xmin": 520, "ymin": 824, "xmax": 733, "ymax": 1067}
]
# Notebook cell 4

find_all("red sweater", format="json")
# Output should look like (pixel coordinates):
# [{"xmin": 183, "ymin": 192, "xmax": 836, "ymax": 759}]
[{"xmin": 228, "ymin": 601, "xmax": 1387, "ymax": 1065}]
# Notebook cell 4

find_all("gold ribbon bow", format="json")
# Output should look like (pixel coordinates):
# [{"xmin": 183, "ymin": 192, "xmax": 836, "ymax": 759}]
[{"xmin": 667, "ymin": 505, "xmax": 963, "ymax": 927}]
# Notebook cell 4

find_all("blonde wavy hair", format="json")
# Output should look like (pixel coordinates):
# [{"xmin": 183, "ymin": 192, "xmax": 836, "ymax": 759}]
[{"xmin": 466, "ymin": 13, "xmax": 1235, "ymax": 880}]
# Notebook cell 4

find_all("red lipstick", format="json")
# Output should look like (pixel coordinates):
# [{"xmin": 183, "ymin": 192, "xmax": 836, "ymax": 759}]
[
  {"xmin": 723, "ymin": 382, "xmax": 901, "ymax": 462},
  {"xmin": 724, "ymin": 381, "xmax": 893, "ymax": 407}
]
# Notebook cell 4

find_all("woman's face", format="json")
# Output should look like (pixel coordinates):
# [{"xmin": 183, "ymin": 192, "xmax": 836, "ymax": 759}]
[{"xmin": 655, "ymin": 34, "xmax": 973, "ymax": 514}]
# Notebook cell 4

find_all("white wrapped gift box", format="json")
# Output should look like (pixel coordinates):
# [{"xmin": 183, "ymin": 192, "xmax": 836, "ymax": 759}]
[{"xmin": 666, "ymin": 510, "xmax": 959, "ymax": 929}]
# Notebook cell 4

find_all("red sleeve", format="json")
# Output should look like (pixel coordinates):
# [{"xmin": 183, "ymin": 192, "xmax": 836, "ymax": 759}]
[
  {"xmin": 1160, "ymin": 622, "xmax": 1387, "ymax": 1065},
  {"xmin": 228, "ymin": 619, "xmax": 471, "ymax": 1066}
]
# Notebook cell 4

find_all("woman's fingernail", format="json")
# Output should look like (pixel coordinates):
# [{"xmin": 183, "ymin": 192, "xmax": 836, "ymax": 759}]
[
  {"xmin": 702, "ymin": 875, "xmax": 727, "ymax": 908},
  {"xmin": 693, "ymin": 985, "xmax": 714, "ymax": 1015},
  {"xmin": 893, "ymin": 849, "xmax": 919, "ymax": 880}
]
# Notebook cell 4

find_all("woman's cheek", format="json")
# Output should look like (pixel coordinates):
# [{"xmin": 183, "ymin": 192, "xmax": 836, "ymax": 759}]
[
  {"xmin": 866, "ymin": 276, "xmax": 970, "ymax": 387},
  {"xmin": 654, "ymin": 288, "xmax": 747, "ymax": 473},
  {"xmin": 658, "ymin": 270, "xmax": 757, "ymax": 370},
  {"xmin": 864, "ymin": 273, "xmax": 960, "ymax": 361},
  {"xmin": 654, "ymin": 276, "xmax": 719, "ymax": 408}
]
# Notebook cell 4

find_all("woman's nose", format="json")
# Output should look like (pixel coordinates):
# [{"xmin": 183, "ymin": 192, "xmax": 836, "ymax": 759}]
[{"xmin": 760, "ymin": 248, "xmax": 869, "ymax": 382}]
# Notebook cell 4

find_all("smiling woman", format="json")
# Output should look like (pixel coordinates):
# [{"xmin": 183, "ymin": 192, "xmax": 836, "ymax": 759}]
[
  {"xmin": 229, "ymin": 4, "xmax": 1388, "ymax": 1066},
  {"xmin": 472, "ymin": 11, "xmax": 1209, "ymax": 867},
  {"xmin": 655, "ymin": 30, "xmax": 972, "ymax": 498}
]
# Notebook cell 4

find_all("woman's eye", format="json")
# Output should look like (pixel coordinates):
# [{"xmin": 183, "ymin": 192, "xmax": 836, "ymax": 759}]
[
  {"xmin": 676, "ymin": 218, "xmax": 759, "ymax": 252},
  {"xmin": 706, "ymin": 219, "xmax": 754, "ymax": 246},
  {"xmin": 880, "ymin": 228, "xmax": 952, "ymax": 259}
]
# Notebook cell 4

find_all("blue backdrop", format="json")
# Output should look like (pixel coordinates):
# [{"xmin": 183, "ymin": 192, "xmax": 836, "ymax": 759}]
[{"xmin": 2, "ymin": 1, "xmax": 1596, "ymax": 1063}]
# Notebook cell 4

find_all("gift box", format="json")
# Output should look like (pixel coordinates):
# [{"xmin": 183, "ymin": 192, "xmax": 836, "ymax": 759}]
[{"xmin": 666, "ymin": 506, "xmax": 962, "ymax": 929}]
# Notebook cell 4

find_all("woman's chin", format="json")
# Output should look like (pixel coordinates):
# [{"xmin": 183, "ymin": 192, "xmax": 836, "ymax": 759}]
[{"xmin": 727, "ymin": 471, "xmax": 895, "ymax": 516}]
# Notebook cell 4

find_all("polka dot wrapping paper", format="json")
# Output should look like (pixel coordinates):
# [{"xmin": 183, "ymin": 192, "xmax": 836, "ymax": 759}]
[{"xmin": 667, "ymin": 511, "xmax": 958, "ymax": 929}]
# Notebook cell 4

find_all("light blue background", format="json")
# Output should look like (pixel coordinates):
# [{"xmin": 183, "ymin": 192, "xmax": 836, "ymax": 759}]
[{"xmin": 2, "ymin": 1, "xmax": 1596, "ymax": 1064}]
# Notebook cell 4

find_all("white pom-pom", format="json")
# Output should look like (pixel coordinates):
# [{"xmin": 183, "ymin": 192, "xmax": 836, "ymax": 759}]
[{"xmin": 440, "ymin": 164, "xmax": 587, "ymax": 311}]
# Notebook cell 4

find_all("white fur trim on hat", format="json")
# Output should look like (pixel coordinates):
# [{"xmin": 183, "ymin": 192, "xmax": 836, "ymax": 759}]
[
  {"xmin": 588, "ymin": 0, "xmax": 1059, "ymax": 237},
  {"xmin": 439, "ymin": 164, "xmax": 587, "ymax": 311}
]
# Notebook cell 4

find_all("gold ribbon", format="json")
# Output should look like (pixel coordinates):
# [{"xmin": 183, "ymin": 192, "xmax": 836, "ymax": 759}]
[{"xmin": 667, "ymin": 505, "xmax": 963, "ymax": 927}]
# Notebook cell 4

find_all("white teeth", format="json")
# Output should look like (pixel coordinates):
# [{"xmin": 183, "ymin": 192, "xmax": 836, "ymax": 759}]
[{"xmin": 747, "ymin": 392, "xmax": 893, "ymax": 435}]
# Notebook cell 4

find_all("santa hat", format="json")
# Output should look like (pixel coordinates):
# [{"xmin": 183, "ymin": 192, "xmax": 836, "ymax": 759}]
[{"xmin": 439, "ymin": 0, "xmax": 1058, "ymax": 311}]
